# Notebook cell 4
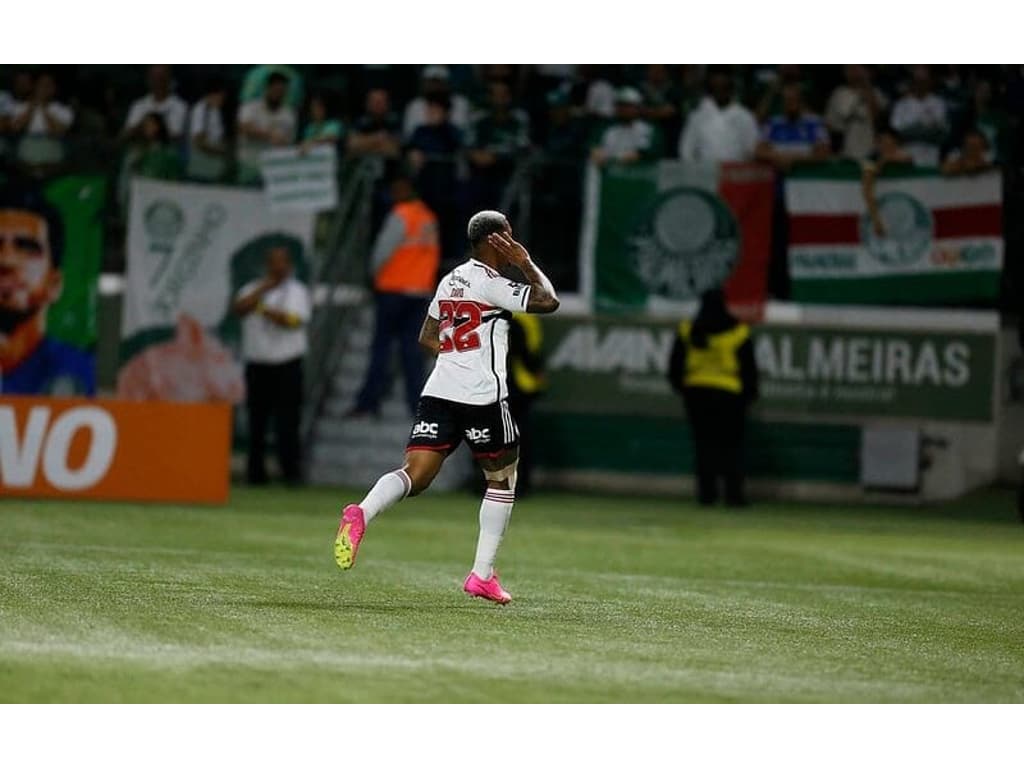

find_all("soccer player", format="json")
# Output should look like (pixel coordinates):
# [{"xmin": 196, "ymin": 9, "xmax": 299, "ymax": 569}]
[{"xmin": 334, "ymin": 210, "xmax": 560, "ymax": 604}]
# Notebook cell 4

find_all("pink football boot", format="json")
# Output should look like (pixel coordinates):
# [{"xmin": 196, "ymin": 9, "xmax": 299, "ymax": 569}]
[
  {"xmin": 334, "ymin": 504, "xmax": 366, "ymax": 570},
  {"xmin": 463, "ymin": 571, "xmax": 512, "ymax": 604}
]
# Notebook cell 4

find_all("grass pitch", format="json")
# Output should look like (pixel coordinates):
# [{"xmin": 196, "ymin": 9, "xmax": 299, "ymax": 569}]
[{"xmin": 1, "ymin": 486, "xmax": 1022, "ymax": 702}]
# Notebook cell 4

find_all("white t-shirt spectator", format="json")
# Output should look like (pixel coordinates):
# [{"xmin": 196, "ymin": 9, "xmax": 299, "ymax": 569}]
[
  {"xmin": 236, "ymin": 99, "xmax": 297, "ymax": 175},
  {"xmin": 124, "ymin": 93, "xmax": 188, "ymax": 138},
  {"xmin": 8, "ymin": 101, "xmax": 74, "ymax": 135},
  {"xmin": 825, "ymin": 86, "xmax": 888, "ymax": 161},
  {"xmin": 189, "ymin": 100, "xmax": 224, "ymax": 145},
  {"xmin": 600, "ymin": 120, "xmax": 657, "ymax": 160},
  {"xmin": 586, "ymin": 80, "xmax": 616, "ymax": 118},
  {"xmin": 678, "ymin": 97, "xmax": 759, "ymax": 163},
  {"xmin": 236, "ymin": 278, "xmax": 311, "ymax": 364},
  {"xmin": 402, "ymin": 94, "xmax": 472, "ymax": 138},
  {"xmin": 890, "ymin": 93, "xmax": 948, "ymax": 167}
]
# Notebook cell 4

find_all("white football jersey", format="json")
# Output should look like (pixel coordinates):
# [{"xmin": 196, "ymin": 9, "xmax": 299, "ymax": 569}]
[{"xmin": 421, "ymin": 258, "xmax": 532, "ymax": 405}]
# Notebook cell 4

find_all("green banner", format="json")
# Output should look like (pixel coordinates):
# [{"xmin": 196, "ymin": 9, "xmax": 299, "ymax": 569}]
[
  {"xmin": 539, "ymin": 314, "xmax": 996, "ymax": 423},
  {"xmin": 583, "ymin": 161, "xmax": 773, "ymax": 315},
  {"xmin": 44, "ymin": 176, "xmax": 106, "ymax": 349}
]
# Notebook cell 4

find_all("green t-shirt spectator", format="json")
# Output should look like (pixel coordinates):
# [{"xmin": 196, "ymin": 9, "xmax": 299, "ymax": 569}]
[
  {"xmin": 303, "ymin": 119, "xmax": 344, "ymax": 145},
  {"xmin": 240, "ymin": 65, "xmax": 304, "ymax": 111}
]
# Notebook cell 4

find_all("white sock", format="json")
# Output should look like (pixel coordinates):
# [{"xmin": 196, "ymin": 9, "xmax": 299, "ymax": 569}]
[
  {"xmin": 471, "ymin": 488, "xmax": 514, "ymax": 579},
  {"xmin": 359, "ymin": 470, "xmax": 411, "ymax": 523}
]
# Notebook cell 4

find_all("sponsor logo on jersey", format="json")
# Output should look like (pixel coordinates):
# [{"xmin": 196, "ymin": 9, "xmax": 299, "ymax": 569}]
[
  {"xmin": 451, "ymin": 287, "xmax": 464, "ymax": 298},
  {"xmin": 508, "ymin": 282, "xmax": 524, "ymax": 297},
  {"xmin": 411, "ymin": 421, "xmax": 439, "ymax": 437},
  {"xmin": 464, "ymin": 427, "xmax": 491, "ymax": 443}
]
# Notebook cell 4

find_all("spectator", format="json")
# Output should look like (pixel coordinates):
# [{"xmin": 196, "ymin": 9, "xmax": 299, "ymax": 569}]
[
  {"xmin": 123, "ymin": 65, "xmax": 188, "ymax": 141},
  {"xmin": 186, "ymin": 77, "xmax": 228, "ymax": 181},
  {"xmin": 968, "ymin": 79, "xmax": 1006, "ymax": 163},
  {"xmin": 348, "ymin": 175, "xmax": 440, "ymax": 418},
  {"xmin": 937, "ymin": 65, "xmax": 970, "ymax": 140},
  {"xmin": 301, "ymin": 91, "xmax": 345, "ymax": 150},
  {"xmin": 825, "ymin": 65, "xmax": 888, "ymax": 161},
  {"xmin": 678, "ymin": 68, "xmax": 759, "ymax": 163},
  {"xmin": 577, "ymin": 65, "xmax": 616, "ymax": 120},
  {"xmin": 239, "ymin": 65, "xmax": 304, "ymax": 112},
  {"xmin": 231, "ymin": 240, "xmax": 311, "ymax": 486},
  {"xmin": 406, "ymin": 93, "xmax": 463, "ymax": 264},
  {"xmin": 127, "ymin": 113, "xmax": 181, "ymax": 180},
  {"xmin": 531, "ymin": 86, "xmax": 587, "ymax": 286},
  {"xmin": 754, "ymin": 65, "xmax": 812, "ymax": 124},
  {"xmin": 755, "ymin": 83, "xmax": 830, "ymax": 171},
  {"xmin": 236, "ymin": 72, "xmax": 297, "ymax": 184},
  {"xmin": 347, "ymin": 88, "xmax": 402, "ymax": 159},
  {"xmin": 7, "ymin": 72, "xmax": 73, "ymax": 170},
  {"xmin": 890, "ymin": 66, "xmax": 949, "ymax": 167},
  {"xmin": 591, "ymin": 87, "xmax": 662, "ymax": 166},
  {"xmin": 862, "ymin": 127, "xmax": 914, "ymax": 237},
  {"xmin": 639, "ymin": 64, "xmax": 684, "ymax": 145},
  {"xmin": 403, "ymin": 66, "xmax": 472, "ymax": 139},
  {"xmin": 467, "ymin": 79, "xmax": 531, "ymax": 209},
  {"xmin": 942, "ymin": 128, "xmax": 995, "ymax": 176}
]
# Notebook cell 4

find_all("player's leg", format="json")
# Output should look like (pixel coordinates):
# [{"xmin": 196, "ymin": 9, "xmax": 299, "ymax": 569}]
[
  {"xmin": 722, "ymin": 393, "xmax": 748, "ymax": 507},
  {"xmin": 334, "ymin": 396, "xmax": 455, "ymax": 570},
  {"xmin": 462, "ymin": 399, "xmax": 520, "ymax": 604}
]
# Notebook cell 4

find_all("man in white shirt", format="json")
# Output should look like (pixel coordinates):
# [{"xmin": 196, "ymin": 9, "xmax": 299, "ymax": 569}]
[
  {"xmin": 187, "ymin": 77, "xmax": 228, "ymax": 181},
  {"xmin": 231, "ymin": 242, "xmax": 312, "ymax": 486},
  {"xmin": 591, "ymin": 87, "xmax": 660, "ymax": 166},
  {"xmin": 402, "ymin": 66, "xmax": 472, "ymax": 139},
  {"xmin": 825, "ymin": 65, "xmax": 888, "ymax": 161},
  {"xmin": 678, "ymin": 69, "xmax": 759, "ymax": 164},
  {"xmin": 7, "ymin": 72, "xmax": 74, "ymax": 167},
  {"xmin": 890, "ymin": 66, "xmax": 949, "ymax": 167},
  {"xmin": 123, "ymin": 65, "xmax": 188, "ymax": 140},
  {"xmin": 236, "ymin": 72, "xmax": 297, "ymax": 184}
]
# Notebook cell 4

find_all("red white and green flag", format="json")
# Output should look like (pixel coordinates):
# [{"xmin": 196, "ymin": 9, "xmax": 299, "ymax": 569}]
[
  {"xmin": 786, "ymin": 165, "xmax": 1002, "ymax": 305},
  {"xmin": 581, "ymin": 161, "xmax": 774, "ymax": 320}
]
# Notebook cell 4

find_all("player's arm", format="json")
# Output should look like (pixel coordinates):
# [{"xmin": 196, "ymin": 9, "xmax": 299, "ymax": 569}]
[
  {"xmin": 486, "ymin": 233, "xmax": 560, "ymax": 314},
  {"xmin": 418, "ymin": 314, "xmax": 440, "ymax": 356}
]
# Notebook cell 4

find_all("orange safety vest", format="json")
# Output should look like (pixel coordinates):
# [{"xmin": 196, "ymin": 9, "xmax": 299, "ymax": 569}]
[{"xmin": 374, "ymin": 200, "xmax": 441, "ymax": 295}]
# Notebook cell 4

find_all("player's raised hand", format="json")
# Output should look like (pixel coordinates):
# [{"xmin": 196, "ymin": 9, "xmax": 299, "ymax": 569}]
[{"xmin": 487, "ymin": 232, "xmax": 531, "ymax": 267}]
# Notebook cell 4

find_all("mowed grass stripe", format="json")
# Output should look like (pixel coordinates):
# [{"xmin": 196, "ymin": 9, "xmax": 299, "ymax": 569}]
[{"xmin": 1, "ymin": 487, "xmax": 1022, "ymax": 702}]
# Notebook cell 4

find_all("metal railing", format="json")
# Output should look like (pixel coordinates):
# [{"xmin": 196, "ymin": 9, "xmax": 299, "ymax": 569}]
[{"xmin": 300, "ymin": 156, "xmax": 378, "ymax": 446}]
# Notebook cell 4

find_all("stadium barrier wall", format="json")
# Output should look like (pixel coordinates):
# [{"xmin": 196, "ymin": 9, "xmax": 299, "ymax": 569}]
[{"xmin": 532, "ymin": 303, "xmax": 1013, "ymax": 503}]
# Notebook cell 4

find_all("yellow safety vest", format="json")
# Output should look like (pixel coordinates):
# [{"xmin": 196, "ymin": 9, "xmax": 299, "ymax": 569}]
[
  {"xmin": 679, "ymin": 320, "xmax": 749, "ymax": 395},
  {"xmin": 510, "ymin": 313, "xmax": 546, "ymax": 394}
]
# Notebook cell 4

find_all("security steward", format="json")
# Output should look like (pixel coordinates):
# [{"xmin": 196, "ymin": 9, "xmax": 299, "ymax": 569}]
[
  {"xmin": 349, "ymin": 174, "xmax": 441, "ymax": 417},
  {"xmin": 667, "ymin": 289, "xmax": 758, "ymax": 507},
  {"xmin": 507, "ymin": 312, "xmax": 547, "ymax": 496}
]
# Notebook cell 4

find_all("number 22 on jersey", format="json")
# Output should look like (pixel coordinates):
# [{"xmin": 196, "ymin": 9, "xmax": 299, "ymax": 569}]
[{"xmin": 438, "ymin": 300, "xmax": 483, "ymax": 353}]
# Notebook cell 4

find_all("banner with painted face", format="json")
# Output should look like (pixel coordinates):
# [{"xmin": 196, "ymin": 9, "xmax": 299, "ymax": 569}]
[
  {"xmin": 0, "ymin": 177, "xmax": 105, "ymax": 396},
  {"xmin": 580, "ymin": 161, "xmax": 774, "ymax": 319},
  {"xmin": 118, "ymin": 178, "xmax": 314, "ymax": 403}
]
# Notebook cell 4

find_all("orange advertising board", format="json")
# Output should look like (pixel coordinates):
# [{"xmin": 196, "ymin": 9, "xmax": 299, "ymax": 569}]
[{"xmin": 0, "ymin": 397, "xmax": 231, "ymax": 503}]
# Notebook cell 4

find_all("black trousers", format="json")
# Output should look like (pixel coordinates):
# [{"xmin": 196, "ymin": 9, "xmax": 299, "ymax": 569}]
[
  {"xmin": 682, "ymin": 387, "xmax": 748, "ymax": 506},
  {"xmin": 507, "ymin": 392, "xmax": 535, "ymax": 495},
  {"xmin": 245, "ymin": 357, "xmax": 303, "ymax": 484}
]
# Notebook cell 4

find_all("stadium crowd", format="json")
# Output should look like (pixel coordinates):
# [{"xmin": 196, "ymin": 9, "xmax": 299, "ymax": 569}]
[{"xmin": 1, "ymin": 64, "xmax": 1021, "ymax": 292}]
